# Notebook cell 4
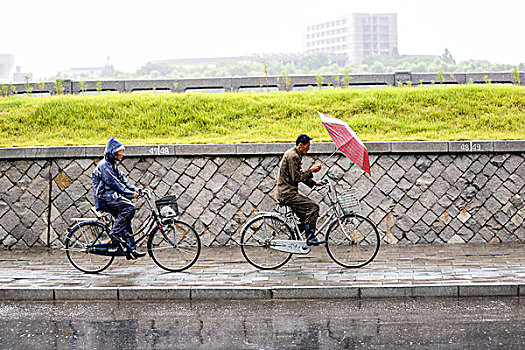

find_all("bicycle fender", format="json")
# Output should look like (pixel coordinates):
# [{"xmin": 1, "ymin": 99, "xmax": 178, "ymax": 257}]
[
  {"xmin": 67, "ymin": 220, "xmax": 103, "ymax": 233},
  {"xmin": 240, "ymin": 213, "xmax": 285, "ymax": 231}
]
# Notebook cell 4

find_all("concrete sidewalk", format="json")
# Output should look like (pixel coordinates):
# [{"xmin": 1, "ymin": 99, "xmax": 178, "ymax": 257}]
[{"xmin": 1, "ymin": 243, "xmax": 524, "ymax": 301}]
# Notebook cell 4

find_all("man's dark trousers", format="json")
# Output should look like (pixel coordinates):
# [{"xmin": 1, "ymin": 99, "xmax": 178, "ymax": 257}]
[
  {"xmin": 282, "ymin": 194, "xmax": 320, "ymax": 226},
  {"xmin": 101, "ymin": 198, "xmax": 137, "ymax": 250}
]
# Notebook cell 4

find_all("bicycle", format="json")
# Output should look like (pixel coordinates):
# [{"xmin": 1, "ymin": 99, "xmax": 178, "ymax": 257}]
[
  {"xmin": 240, "ymin": 178, "xmax": 380, "ymax": 269},
  {"xmin": 64, "ymin": 189, "xmax": 201, "ymax": 274}
]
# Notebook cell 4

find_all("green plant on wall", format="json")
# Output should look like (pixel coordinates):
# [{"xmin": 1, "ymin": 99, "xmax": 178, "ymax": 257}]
[
  {"xmin": 316, "ymin": 74, "xmax": 323, "ymax": 89},
  {"xmin": 24, "ymin": 76, "xmax": 33, "ymax": 97},
  {"xmin": 512, "ymin": 66, "xmax": 521, "ymax": 85},
  {"xmin": 333, "ymin": 68, "xmax": 340, "ymax": 87},
  {"xmin": 97, "ymin": 82, "xmax": 102, "ymax": 94},
  {"xmin": 9, "ymin": 84, "xmax": 17, "ymax": 95},
  {"xmin": 438, "ymin": 70, "xmax": 445, "ymax": 85},
  {"xmin": 341, "ymin": 69, "xmax": 353, "ymax": 88},
  {"xmin": 54, "ymin": 78, "xmax": 65, "ymax": 95},
  {"xmin": 79, "ymin": 81, "xmax": 87, "ymax": 95},
  {"xmin": 262, "ymin": 59, "xmax": 269, "ymax": 91},
  {"xmin": 1, "ymin": 84, "xmax": 7, "ymax": 98},
  {"xmin": 282, "ymin": 69, "xmax": 291, "ymax": 91}
]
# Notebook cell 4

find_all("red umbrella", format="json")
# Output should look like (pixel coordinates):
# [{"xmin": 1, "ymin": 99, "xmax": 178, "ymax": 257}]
[{"xmin": 318, "ymin": 111, "xmax": 371, "ymax": 175}]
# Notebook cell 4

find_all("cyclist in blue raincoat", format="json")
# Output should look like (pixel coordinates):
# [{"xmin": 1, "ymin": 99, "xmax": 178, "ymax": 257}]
[{"xmin": 92, "ymin": 137, "xmax": 145, "ymax": 259}]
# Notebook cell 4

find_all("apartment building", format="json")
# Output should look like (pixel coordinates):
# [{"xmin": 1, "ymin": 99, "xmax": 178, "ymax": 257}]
[
  {"xmin": 305, "ymin": 13, "xmax": 398, "ymax": 65},
  {"xmin": 0, "ymin": 54, "xmax": 15, "ymax": 83}
]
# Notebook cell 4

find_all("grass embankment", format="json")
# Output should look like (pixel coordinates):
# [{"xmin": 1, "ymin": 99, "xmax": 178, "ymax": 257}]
[{"xmin": 0, "ymin": 85, "xmax": 524, "ymax": 147}]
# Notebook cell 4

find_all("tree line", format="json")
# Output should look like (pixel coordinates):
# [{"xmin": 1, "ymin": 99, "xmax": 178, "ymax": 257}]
[{"xmin": 55, "ymin": 50, "xmax": 525, "ymax": 81}]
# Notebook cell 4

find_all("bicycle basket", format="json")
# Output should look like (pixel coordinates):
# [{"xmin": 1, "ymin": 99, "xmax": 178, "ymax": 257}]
[
  {"xmin": 155, "ymin": 195, "xmax": 179, "ymax": 218},
  {"xmin": 337, "ymin": 188, "xmax": 360, "ymax": 214}
]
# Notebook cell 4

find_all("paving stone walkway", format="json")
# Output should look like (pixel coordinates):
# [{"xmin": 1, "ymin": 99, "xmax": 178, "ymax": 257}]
[{"xmin": 1, "ymin": 243, "xmax": 524, "ymax": 300}]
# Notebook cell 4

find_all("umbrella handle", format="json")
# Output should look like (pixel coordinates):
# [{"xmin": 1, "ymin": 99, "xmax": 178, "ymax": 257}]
[{"xmin": 316, "ymin": 149, "xmax": 339, "ymax": 168}]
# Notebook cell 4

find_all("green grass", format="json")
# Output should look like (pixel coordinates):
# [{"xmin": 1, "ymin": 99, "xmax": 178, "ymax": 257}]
[{"xmin": 1, "ymin": 85, "xmax": 524, "ymax": 147}]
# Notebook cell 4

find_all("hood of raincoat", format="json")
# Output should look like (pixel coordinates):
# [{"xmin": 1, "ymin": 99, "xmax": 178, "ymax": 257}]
[{"xmin": 104, "ymin": 137, "xmax": 125, "ymax": 163}]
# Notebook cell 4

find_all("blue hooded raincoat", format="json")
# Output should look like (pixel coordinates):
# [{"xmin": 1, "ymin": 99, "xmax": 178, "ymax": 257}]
[{"xmin": 92, "ymin": 137, "xmax": 138, "ymax": 210}]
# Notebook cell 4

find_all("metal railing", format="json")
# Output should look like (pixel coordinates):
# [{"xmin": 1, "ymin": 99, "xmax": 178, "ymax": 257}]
[{"xmin": 2, "ymin": 71, "xmax": 524, "ymax": 96}]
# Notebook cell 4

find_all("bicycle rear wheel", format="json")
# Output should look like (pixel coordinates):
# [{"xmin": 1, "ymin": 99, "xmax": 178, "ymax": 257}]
[
  {"xmin": 240, "ymin": 215, "xmax": 294, "ymax": 270},
  {"xmin": 65, "ymin": 221, "xmax": 114, "ymax": 274},
  {"xmin": 326, "ymin": 213, "xmax": 380, "ymax": 268},
  {"xmin": 147, "ymin": 219, "xmax": 201, "ymax": 272}
]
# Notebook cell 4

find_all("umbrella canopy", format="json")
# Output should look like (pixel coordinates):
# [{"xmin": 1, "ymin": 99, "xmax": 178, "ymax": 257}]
[{"xmin": 318, "ymin": 111, "xmax": 371, "ymax": 175}]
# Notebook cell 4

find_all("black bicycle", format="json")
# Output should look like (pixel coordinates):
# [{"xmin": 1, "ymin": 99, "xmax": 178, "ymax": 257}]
[{"xmin": 64, "ymin": 190, "xmax": 200, "ymax": 274}]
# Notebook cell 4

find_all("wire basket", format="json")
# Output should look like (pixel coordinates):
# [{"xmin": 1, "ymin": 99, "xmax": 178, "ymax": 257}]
[
  {"xmin": 337, "ymin": 188, "xmax": 360, "ymax": 214},
  {"xmin": 155, "ymin": 195, "xmax": 179, "ymax": 218}
]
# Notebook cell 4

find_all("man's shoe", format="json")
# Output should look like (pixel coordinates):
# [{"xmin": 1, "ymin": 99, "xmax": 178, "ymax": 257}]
[
  {"xmin": 306, "ymin": 237, "xmax": 327, "ymax": 246},
  {"xmin": 128, "ymin": 250, "xmax": 146, "ymax": 259},
  {"xmin": 304, "ymin": 223, "xmax": 326, "ymax": 246}
]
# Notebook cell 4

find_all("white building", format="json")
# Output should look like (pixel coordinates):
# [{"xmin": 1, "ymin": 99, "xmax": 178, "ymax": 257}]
[
  {"xmin": 305, "ymin": 13, "xmax": 398, "ymax": 65},
  {"xmin": 0, "ymin": 54, "xmax": 16, "ymax": 83}
]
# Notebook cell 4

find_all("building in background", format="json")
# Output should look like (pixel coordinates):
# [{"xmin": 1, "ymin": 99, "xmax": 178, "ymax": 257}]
[
  {"xmin": 13, "ymin": 66, "xmax": 33, "ymax": 83},
  {"xmin": 0, "ymin": 54, "xmax": 16, "ymax": 83},
  {"xmin": 58, "ymin": 57, "xmax": 113, "ymax": 80},
  {"xmin": 305, "ymin": 13, "xmax": 398, "ymax": 65},
  {"xmin": 153, "ymin": 53, "xmax": 303, "ymax": 68},
  {"xmin": 58, "ymin": 66, "xmax": 105, "ymax": 79}
]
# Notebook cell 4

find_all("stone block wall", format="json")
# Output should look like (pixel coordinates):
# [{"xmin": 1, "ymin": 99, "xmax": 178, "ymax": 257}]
[{"xmin": 0, "ymin": 141, "xmax": 524, "ymax": 248}]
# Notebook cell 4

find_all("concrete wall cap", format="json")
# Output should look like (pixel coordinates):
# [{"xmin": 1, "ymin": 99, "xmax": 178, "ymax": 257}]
[{"xmin": 1, "ymin": 140, "xmax": 524, "ymax": 160}]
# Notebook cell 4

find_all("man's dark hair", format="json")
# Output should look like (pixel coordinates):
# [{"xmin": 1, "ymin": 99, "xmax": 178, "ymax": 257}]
[{"xmin": 296, "ymin": 133, "xmax": 313, "ymax": 146}]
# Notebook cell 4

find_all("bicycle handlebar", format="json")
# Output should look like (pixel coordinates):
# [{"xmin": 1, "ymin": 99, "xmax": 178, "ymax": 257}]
[{"xmin": 140, "ymin": 189, "xmax": 151, "ymax": 199}]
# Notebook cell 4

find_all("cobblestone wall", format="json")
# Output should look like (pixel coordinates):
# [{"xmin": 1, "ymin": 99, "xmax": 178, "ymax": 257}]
[{"xmin": 1, "ymin": 143, "xmax": 524, "ymax": 248}]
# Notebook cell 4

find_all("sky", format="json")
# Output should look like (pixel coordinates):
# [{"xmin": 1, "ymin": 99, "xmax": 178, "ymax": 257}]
[{"xmin": 1, "ymin": 0, "xmax": 524, "ymax": 79}]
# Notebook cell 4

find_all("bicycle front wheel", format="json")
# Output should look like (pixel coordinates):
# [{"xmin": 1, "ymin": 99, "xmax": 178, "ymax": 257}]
[
  {"xmin": 147, "ymin": 219, "xmax": 201, "ymax": 272},
  {"xmin": 65, "ymin": 221, "xmax": 114, "ymax": 274},
  {"xmin": 326, "ymin": 213, "xmax": 380, "ymax": 268},
  {"xmin": 240, "ymin": 215, "xmax": 294, "ymax": 270}
]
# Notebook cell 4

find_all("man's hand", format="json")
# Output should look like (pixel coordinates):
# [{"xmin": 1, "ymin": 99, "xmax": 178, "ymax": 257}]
[
  {"xmin": 310, "ymin": 164, "xmax": 322, "ymax": 173},
  {"xmin": 316, "ymin": 181, "xmax": 324, "ymax": 186},
  {"xmin": 133, "ymin": 192, "xmax": 139, "ymax": 199}
]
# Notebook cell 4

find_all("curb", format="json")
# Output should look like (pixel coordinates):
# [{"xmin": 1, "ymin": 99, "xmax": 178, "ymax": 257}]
[{"xmin": 1, "ymin": 284, "xmax": 523, "ymax": 301}]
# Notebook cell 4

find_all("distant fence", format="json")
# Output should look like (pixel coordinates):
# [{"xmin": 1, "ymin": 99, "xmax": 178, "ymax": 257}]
[{"xmin": 2, "ymin": 71, "xmax": 524, "ymax": 96}]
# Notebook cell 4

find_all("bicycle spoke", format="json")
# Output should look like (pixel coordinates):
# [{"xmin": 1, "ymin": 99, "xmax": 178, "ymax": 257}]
[
  {"xmin": 148, "ymin": 220, "xmax": 200, "ymax": 272},
  {"xmin": 326, "ymin": 214, "xmax": 380, "ymax": 268},
  {"xmin": 65, "ymin": 222, "xmax": 114, "ymax": 274},
  {"xmin": 240, "ymin": 216, "xmax": 293, "ymax": 270}
]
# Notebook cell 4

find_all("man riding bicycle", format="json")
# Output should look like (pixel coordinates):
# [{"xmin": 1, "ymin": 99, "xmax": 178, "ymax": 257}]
[
  {"xmin": 276, "ymin": 134, "xmax": 326, "ymax": 246},
  {"xmin": 92, "ymin": 137, "xmax": 146, "ymax": 260}
]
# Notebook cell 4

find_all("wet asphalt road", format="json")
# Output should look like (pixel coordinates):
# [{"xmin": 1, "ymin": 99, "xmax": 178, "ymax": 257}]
[{"xmin": 0, "ymin": 297, "xmax": 524, "ymax": 349}]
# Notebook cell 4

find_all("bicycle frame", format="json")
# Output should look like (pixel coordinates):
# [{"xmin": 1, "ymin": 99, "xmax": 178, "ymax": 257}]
[
  {"xmin": 69, "ymin": 190, "xmax": 180, "ymax": 251},
  {"xmin": 241, "ymin": 177, "xmax": 380, "ymax": 269},
  {"xmin": 260, "ymin": 178, "xmax": 346, "ymax": 241},
  {"xmin": 133, "ymin": 190, "xmax": 180, "ymax": 247}
]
